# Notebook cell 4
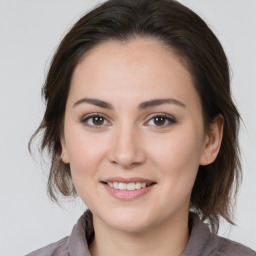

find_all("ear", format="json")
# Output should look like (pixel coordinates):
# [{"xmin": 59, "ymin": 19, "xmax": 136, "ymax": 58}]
[
  {"xmin": 60, "ymin": 137, "xmax": 70, "ymax": 164},
  {"xmin": 200, "ymin": 114, "xmax": 224, "ymax": 166}
]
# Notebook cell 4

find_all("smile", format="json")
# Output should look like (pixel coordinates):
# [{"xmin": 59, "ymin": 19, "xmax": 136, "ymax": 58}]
[
  {"xmin": 101, "ymin": 178, "xmax": 156, "ymax": 200},
  {"xmin": 105, "ymin": 181, "xmax": 153, "ymax": 191}
]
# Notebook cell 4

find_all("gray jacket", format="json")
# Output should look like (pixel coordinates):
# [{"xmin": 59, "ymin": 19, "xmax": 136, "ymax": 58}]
[{"xmin": 26, "ymin": 210, "xmax": 256, "ymax": 256}]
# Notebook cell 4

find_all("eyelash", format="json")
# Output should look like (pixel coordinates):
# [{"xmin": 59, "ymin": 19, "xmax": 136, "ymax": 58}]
[
  {"xmin": 81, "ymin": 113, "xmax": 176, "ymax": 129},
  {"xmin": 81, "ymin": 113, "xmax": 110, "ymax": 129},
  {"xmin": 146, "ymin": 113, "xmax": 176, "ymax": 128}
]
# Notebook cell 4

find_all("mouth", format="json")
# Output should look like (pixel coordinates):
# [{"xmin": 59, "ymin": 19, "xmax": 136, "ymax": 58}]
[
  {"xmin": 101, "ymin": 181, "xmax": 156, "ymax": 191},
  {"xmin": 101, "ymin": 177, "xmax": 156, "ymax": 200}
]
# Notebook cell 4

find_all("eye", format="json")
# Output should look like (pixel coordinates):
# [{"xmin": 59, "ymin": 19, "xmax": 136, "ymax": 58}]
[
  {"xmin": 81, "ymin": 113, "xmax": 110, "ymax": 128},
  {"xmin": 146, "ymin": 113, "xmax": 176, "ymax": 128}
]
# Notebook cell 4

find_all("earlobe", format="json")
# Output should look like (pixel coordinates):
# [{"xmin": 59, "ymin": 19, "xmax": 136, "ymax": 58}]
[
  {"xmin": 61, "ymin": 151, "xmax": 70, "ymax": 164},
  {"xmin": 60, "ymin": 137, "xmax": 70, "ymax": 164},
  {"xmin": 200, "ymin": 115, "xmax": 224, "ymax": 166}
]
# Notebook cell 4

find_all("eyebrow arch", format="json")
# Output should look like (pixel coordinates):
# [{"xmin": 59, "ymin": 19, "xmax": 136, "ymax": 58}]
[
  {"xmin": 73, "ymin": 98, "xmax": 113, "ymax": 109},
  {"xmin": 73, "ymin": 97, "xmax": 186, "ymax": 109},
  {"xmin": 138, "ymin": 98, "xmax": 186, "ymax": 109}
]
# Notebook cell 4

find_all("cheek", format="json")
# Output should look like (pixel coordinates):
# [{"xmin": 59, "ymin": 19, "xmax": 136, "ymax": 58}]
[
  {"xmin": 149, "ymin": 125, "xmax": 204, "ymax": 183},
  {"xmin": 65, "ymin": 128, "xmax": 108, "ymax": 177},
  {"xmin": 65, "ymin": 131, "xmax": 109, "ymax": 204},
  {"xmin": 148, "ymin": 130, "xmax": 203, "ymax": 213}
]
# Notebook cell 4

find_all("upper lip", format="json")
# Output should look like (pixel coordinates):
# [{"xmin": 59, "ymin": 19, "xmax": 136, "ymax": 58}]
[{"xmin": 101, "ymin": 177, "xmax": 156, "ymax": 184}]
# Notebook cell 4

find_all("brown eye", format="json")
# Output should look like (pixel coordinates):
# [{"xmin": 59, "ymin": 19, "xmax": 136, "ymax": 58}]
[
  {"xmin": 81, "ymin": 114, "xmax": 110, "ymax": 128},
  {"xmin": 146, "ymin": 114, "xmax": 176, "ymax": 128},
  {"xmin": 92, "ymin": 116, "xmax": 104, "ymax": 125},
  {"xmin": 153, "ymin": 117, "xmax": 166, "ymax": 126}
]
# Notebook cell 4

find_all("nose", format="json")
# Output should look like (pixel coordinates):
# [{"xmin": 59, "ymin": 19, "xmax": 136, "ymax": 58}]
[{"xmin": 107, "ymin": 123, "xmax": 146, "ymax": 169}]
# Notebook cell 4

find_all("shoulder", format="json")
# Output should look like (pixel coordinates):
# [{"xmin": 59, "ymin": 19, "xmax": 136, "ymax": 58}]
[
  {"xmin": 210, "ymin": 235, "xmax": 256, "ymax": 256},
  {"xmin": 25, "ymin": 210, "xmax": 93, "ymax": 256},
  {"xmin": 25, "ymin": 236, "xmax": 69, "ymax": 256},
  {"xmin": 184, "ymin": 212, "xmax": 256, "ymax": 256}
]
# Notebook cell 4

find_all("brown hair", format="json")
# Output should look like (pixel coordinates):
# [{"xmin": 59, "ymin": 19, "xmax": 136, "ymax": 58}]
[{"xmin": 29, "ymin": 0, "xmax": 241, "ymax": 233}]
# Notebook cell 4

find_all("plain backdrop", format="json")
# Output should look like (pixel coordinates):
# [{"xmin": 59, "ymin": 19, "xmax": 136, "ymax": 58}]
[{"xmin": 0, "ymin": 0, "xmax": 255, "ymax": 255}]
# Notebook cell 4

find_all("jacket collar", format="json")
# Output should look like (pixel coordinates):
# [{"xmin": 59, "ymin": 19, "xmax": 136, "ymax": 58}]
[{"xmin": 67, "ymin": 210, "xmax": 213, "ymax": 256}]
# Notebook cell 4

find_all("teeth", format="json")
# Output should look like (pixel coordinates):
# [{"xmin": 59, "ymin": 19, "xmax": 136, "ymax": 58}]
[
  {"xmin": 113, "ymin": 182, "xmax": 118, "ymax": 189},
  {"xmin": 127, "ymin": 183, "xmax": 135, "ymax": 190},
  {"xmin": 119, "ymin": 182, "xmax": 127, "ymax": 190},
  {"xmin": 135, "ymin": 182, "xmax": 142, "ymax": 189},
  {"xmin": 107, "ymin": 182, "xmax": 149, "ymax": 191}
]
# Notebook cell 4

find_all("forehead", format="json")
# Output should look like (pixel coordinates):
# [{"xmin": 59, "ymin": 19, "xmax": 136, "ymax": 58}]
[
  {"xmin": 75, "ymin": 38, "xmax": 188, "ymax": 82},
  {"xmin": 69, "ymin": 38, "xmax": 200, "ymax": 109}
]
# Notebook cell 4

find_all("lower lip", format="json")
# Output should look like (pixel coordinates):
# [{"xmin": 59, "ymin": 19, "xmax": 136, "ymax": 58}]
[{"xmin": 102, "ymin": 183, "xmax": 155, "ymax": 200}]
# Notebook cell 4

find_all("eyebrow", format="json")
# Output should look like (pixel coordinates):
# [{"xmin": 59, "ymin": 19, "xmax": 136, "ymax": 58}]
[{"xmin": 73, "ymin": 97, "xmax": 186, "ymax": 109}]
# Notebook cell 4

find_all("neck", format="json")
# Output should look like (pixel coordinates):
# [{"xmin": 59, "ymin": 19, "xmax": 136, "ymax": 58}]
[{"xmin": 89, "ymin": 211, "xmax": 190, "ymax": 256}]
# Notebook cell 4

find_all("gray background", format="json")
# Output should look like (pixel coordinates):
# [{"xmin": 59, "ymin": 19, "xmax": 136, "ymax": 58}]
[{"xmin": 0, "ymin": 0, "xmax": 255, "ymax": 255}]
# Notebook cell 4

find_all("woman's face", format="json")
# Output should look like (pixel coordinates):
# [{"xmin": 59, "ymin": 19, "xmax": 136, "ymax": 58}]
[{"xmin": 61, "ymin": 38, "xmax": 216, "ymax": 233}]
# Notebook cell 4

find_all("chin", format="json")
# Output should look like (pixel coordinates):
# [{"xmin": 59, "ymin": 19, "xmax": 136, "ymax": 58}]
[
  {"xmin": 95, "ymin": 207, "xmax": 159, "ymax": 233},
  {"xmin": 108, "ymin": 218, "xmax": 153, "ymax": 233}
]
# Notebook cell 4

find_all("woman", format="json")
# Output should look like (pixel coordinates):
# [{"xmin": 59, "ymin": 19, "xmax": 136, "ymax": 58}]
[{"xmin": 27, "ymin": 0, "xmax": 256, "ymax": 255}]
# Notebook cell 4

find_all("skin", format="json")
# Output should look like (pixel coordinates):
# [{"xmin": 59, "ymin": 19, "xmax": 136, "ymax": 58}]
[{"xmin": 61, "ymin": 38, "xmax": 223, "ymax": 256}]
